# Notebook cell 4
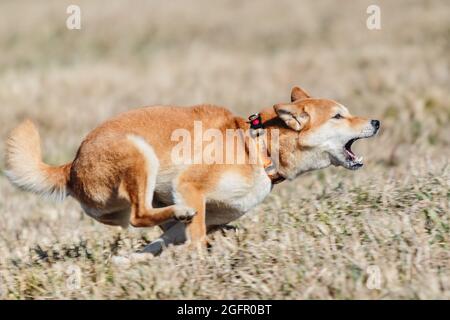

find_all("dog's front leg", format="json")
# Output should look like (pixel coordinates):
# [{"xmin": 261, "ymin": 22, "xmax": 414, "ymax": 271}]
[{"xmin": 174, "ymin": 182, "xmax": 207, "ymax": 248}]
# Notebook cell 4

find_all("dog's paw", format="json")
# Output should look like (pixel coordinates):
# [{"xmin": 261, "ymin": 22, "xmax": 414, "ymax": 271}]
[{"xmin": 174, "ymin": 206, "xmax": 197, "ymax": 223}]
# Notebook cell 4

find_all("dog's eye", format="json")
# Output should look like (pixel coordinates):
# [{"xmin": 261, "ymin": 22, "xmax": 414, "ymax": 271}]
[{"xmin": 333, "ymin": 113, "xmax": 343, "ymax": 119}]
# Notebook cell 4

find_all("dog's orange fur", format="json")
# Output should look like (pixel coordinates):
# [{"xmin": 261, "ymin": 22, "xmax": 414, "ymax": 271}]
[{"xmin": 4, "ymin": 87, "xmax": 379, "ymax": 251}]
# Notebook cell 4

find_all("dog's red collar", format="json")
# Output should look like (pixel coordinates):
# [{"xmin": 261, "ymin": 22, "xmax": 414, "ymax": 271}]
[{"xmin": 247, "ymin": 113, "xmax": 285, "ymax": 185}]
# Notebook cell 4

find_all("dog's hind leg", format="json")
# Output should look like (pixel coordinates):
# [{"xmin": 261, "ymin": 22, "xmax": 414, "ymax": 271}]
[{"xmin": 125, "ymin": 135, "xmax": 197, "ymax": 227}]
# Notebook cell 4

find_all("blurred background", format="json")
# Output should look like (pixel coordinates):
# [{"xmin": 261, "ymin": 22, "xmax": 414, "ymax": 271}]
[
  {"xmin": 0, "ymin": 0, "xmax": 449, "ymax": 163},
  {"xmin": 0, "ymin": 0, "xmax": 449, "ymax": 299}
]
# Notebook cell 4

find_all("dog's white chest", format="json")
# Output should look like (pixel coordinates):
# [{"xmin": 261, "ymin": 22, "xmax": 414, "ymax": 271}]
[{"xmin": 206, "ymin": 168, "xmax": 272, "ymax": 224}]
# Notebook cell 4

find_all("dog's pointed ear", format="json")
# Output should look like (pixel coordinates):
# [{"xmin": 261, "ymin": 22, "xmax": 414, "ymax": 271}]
[
  {"xmin": 291, "ymin": 86, "xmax": 311, "ymax": 102},
  {"xmin": 274, "ymin": 103, "xmax": 310, "ymax": 131}
]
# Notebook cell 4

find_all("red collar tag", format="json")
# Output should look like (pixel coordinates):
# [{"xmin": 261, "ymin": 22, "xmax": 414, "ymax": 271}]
[{"xmin": 248, "ymin": 113, "xmax": 264, "ymax": 130}]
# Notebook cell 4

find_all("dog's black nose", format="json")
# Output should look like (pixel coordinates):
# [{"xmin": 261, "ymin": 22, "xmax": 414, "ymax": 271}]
[{"xmin": 371, "ymin": 120, "xmax": 380, "ymax": 130}]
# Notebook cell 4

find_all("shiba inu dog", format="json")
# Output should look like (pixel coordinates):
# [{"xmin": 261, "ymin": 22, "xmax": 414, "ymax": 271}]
[{"xmin": 4, "ymin": 86, "xmax": 380, "ymax": 254}]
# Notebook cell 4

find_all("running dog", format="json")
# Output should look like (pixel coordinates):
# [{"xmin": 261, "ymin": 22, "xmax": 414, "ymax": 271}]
[{"xmin": 5, "ymin": 86, "xmax": 380, "ymax": 254}]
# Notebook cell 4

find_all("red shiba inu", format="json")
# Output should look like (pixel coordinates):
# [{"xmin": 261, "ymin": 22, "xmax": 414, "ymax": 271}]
[{"xmin": 5, "ymin": 86, "xmax": 380, "ymax": 254}]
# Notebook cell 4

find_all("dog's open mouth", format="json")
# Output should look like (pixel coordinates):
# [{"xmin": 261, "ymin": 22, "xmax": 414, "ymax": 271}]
[{"xmin": 343, "ymin": 138, "xmax": 364, "ymax": 169}]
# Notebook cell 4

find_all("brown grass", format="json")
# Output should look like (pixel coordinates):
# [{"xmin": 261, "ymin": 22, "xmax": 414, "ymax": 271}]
[{"xmin": 0, "ymin": 0, "xmax": 449, "ymax": 299}]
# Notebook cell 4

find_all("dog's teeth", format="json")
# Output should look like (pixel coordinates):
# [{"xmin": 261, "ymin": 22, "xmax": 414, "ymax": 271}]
[{"xmin": 357, "ymin": 156, "xmax": 363, "ymax": 163}]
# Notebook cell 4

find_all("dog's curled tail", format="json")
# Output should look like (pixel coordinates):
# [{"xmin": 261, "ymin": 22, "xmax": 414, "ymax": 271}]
[{"xmin": 4, "ymin": 119, "xmax": 71, "ymax": 201}]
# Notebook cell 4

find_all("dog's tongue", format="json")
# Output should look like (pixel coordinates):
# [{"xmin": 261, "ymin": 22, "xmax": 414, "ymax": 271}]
[{"xmin": 345, "ymin": 148, "xmax": 356, "ymax": 160}]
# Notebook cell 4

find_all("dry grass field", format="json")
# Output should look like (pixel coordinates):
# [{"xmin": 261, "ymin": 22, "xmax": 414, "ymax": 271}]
[{"xmin": 0, "ymin": 0, "xmax": 449, "ymax": 299}]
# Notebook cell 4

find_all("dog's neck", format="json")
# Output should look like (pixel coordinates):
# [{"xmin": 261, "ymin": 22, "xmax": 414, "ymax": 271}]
[
  {"xmin": 237, "ymin": 107, "xmax": 331, "ymax": 181},
  {"xmin": 235, "ymin": 112, "xmax": 285, "ymax": 184}
]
